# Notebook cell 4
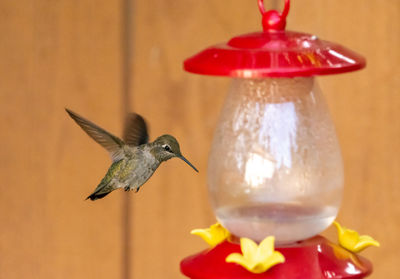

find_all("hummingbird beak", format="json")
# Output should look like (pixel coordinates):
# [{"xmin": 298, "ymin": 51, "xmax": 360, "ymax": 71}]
[{"xmin": 179, "ymin": 155, "xmax": 199, "ymax": 172}]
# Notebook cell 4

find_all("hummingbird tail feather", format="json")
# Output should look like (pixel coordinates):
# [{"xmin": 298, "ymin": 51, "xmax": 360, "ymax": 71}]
[{"xmin": 86, "ymin": 191, "xmax": 111, "ymax": 201}]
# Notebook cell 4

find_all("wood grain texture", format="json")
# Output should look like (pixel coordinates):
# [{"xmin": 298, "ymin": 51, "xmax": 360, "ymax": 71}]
[
  {"xmin": 306, "ymin": 1, "xmax": 400, "ymax": 278},
  {"xmin": 0, "ymin": 0, "xmax": 125, "ymax": 278},
  {"xmin": 130, "ymin": 0, "xmax": 399, "ymax": 279},
  {"xmin": 0, "ymin": 0, "xmax": 398, "ymax": 278},
  {"xmin": 289, "ymin": 1, "xmax": 400, "ymax": 278}
]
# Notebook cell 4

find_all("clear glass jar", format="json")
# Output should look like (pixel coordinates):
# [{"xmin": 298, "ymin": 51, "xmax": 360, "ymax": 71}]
[{"xmin": 208, "ymin": 77, "xmax": 343, "ymax": 245}]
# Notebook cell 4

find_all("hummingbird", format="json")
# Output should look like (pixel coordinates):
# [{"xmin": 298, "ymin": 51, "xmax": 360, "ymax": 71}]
[{"xmin": 66, "ymin": 108, "xmax": 198, "ymax": 201}]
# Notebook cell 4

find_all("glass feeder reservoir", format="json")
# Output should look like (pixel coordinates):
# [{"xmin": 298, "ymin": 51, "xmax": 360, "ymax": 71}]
[
  {"xmin": 208, "ymin": 77, "xmax": 342, "ymax": 244},
  {"xmin": 185, "ymin": 0, "xmax": 365, "ymax": 245}
]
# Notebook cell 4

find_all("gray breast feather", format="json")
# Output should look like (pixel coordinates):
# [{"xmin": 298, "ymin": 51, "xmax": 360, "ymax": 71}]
[{"xmin": 123, "ymin": 147, "xmax": 160, "ymax": 191}]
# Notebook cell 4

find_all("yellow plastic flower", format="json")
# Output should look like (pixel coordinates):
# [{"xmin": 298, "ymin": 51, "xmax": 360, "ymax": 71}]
[
  {"xmin": 226, "ymin": 236, "xmax": 285, "ymax": 274},
  {"xmin": 191, "ymin": 222, "xmax": 230, "ymax": 247},
  {"xmin": 333, "ymin": 221, "xmax": 380, "ymax": 253}
]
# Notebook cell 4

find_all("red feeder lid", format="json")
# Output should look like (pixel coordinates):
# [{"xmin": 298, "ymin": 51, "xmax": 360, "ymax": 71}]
[{"xmin": 184, "ymin": 0, "xmax": 366, "ymax": 78}]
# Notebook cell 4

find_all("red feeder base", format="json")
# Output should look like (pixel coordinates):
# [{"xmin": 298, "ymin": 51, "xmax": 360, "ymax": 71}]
[{"xmin": 181, "ymin": 236, "xmax": 372, "ymax": 279}]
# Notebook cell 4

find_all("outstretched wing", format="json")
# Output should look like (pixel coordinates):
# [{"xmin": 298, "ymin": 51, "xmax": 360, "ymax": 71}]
[
  {"xmin": 123, "ymin": 113, "xmax": 149, "ymax": 146},
  {"xmin": 66, "ymin": 108, "xmax": 125, "ymax": 161}
]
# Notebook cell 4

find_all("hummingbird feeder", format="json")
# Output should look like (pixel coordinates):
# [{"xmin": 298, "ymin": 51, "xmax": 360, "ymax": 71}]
[{"xmin": 181, "ymin": 1, "xmax": 376, "ymax": 278}]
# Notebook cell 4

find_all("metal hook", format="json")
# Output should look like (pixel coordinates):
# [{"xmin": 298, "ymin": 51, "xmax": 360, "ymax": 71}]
[{"xmin": 258, "ymin": 0, "xmax": 290, "ymax": 17}]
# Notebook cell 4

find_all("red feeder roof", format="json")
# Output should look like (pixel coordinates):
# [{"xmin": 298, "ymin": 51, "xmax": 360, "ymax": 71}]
[
  {"xmin": 184, "ymin": 30, "xmax": 366, "ymax": 78},
  {"xmin": 184, "ymin": 0, "xmax": 365, "ymax": 78}
]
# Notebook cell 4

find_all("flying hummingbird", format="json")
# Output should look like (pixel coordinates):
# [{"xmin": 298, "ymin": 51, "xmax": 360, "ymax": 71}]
[{"xmin": 66, "ymin": 108, "xmax": 198, "ymax": 200}]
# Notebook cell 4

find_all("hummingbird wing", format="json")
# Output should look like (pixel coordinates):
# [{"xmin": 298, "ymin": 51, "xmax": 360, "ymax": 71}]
[
  {"xmin": 66, "ymin": 108, "xmax": 125, "ymax": 161},
  {"xmin": 123, "ymin": 113, "xmax": 149, "ymax": 146}
]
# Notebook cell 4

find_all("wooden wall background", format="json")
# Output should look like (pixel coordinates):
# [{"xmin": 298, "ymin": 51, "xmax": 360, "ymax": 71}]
[{"xmin": 0, "ymin": 0, "xmax": 398, "ymax": 278}]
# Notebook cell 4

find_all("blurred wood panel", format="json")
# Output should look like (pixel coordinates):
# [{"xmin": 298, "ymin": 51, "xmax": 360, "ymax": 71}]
[
  {"xmin": 130, "ymin": 0, "xmax": 399, "ymax": 279},
  {"xmin": 0, "ymin": 0, "xmax": 398, "ymax": 279},
  {"xmin": 308, "ymin": 1, "xmax": 400, "ymax": 278},
  {"xmin": 0, "ymin": 1, "xmax": 125, "ymax": 278}
]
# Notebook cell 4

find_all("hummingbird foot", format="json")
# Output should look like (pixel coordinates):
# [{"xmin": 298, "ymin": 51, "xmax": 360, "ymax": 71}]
[{"xmin": 123, "ymin": 186, "xmax": 140, "ymax": 193}]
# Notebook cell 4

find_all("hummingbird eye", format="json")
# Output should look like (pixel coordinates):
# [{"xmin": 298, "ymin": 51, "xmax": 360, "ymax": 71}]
[{"xmin": 163, "ymin": 144, "xmax": 171, "ymax": 152}]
